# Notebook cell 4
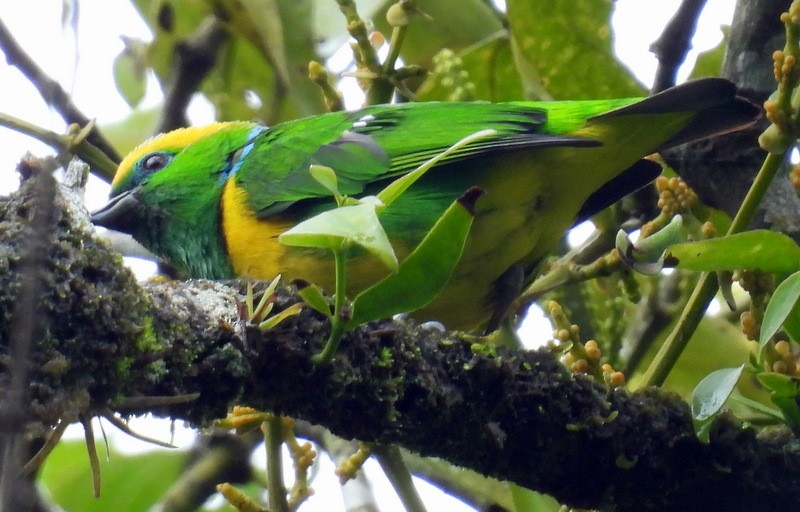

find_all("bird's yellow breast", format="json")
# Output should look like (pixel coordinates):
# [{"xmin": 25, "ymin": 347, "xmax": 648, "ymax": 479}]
[
  {"xmin": 221, "ymin": 179, "xmax": 295, "ymax": 279},
  {"xmin": 220, "ymin": 179, "xmax": 391, "ymax": 291}
]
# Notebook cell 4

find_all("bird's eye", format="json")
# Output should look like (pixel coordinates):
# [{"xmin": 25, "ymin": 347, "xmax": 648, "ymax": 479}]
[{"xmin": 140, "ymin": 152, "xmax": 173, "ymax": 173}]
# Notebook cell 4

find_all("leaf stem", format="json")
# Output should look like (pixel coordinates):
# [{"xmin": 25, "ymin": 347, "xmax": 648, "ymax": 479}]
[
  {"xmin": 0, "ymin": 111, "xmax": 118, "ymax": 180},
  {"xmin": 266, "ymin": 415, "xmax": 289, "ymax": 512},
  {"xmin": 374, "ymin": 445, "xmax": 428, "ymax": 512},
  {"xmin": 383, "ymin": 25, "xmax": 407, "ymax": 75},
  {"xmin": 312, "ymin": 246, "xmax": 348, "ymax": 363},
  {"xmin": 641, "ymin": 150, "xmax": 787, "ymax": 387}
]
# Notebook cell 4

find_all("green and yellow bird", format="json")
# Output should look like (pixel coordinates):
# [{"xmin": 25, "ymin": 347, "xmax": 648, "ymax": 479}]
[{"xmin": 92, "ymin": 78, "xmax": 759, "ymax": 331}]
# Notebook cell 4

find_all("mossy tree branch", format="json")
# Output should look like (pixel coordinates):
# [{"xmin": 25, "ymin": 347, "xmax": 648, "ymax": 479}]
[{"xmin": 0, "ymin": 177, "xmax": 799, "ymax": 512}]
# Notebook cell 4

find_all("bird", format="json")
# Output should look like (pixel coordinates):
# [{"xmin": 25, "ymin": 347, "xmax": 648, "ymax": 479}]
[{"xmin": 92, "ymin": 78, "xmax": 759, "ymax": 331}]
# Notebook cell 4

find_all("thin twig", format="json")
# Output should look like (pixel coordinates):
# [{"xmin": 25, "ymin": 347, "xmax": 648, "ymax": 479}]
[
  {"xmin": 0, "ymin": 112, "xmax": 118, "ymax": 180},
  {"xmin": 80, "ymin": 415, "xmax": 102, "ymax": 498},
  {"xmin": 20, "ymin": 414, "xmax": 75, "ymax": 476},
  {"xmin": 266, "ymin": 415, "xmax": 289, "ymax": 512},
  {"xmin": 0, "ymin": 18, "xmax": 121, "ymax": 164},
  {"xmin": 98, "ymin": 409, "xmax": 178, "ymax": 449},
  {"xmin": 373, "ymin": 445, "xmax": 428, "ymax": 512}
]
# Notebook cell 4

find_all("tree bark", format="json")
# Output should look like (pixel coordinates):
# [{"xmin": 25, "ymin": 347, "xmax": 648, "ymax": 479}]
[{"xmin": 1, "ymin": 172, "xmax": 799, "ymax": 512}]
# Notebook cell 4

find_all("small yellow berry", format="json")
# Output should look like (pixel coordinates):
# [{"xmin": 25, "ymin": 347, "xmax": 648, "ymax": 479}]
[
  {"xmin": 585, "ymin": 340, "xmax": 601, "ymax": 361},
  {"xmin": 609, "ymin": 371, "xmax": 626, "ymax": 388},
  {"xmin": 571, "ymin": 359, "xmax": 589, "ymax": 374}
]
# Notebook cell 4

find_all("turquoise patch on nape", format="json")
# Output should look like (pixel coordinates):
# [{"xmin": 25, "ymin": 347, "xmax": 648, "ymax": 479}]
[{"xmin": 220, "ymin": 126, "xmax": 268, "ymax": 183}]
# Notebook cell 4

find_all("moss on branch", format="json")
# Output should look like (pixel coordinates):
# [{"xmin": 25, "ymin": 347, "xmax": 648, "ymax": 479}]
[{"xmin": 1, "ymin": 177, "xmax": 799, "ymax": 512}]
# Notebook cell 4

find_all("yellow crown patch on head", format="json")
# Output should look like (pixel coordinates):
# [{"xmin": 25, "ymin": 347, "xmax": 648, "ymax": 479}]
[{"xmin": 113, "ymin": 122, "xmax": 234, "ymax": 188}]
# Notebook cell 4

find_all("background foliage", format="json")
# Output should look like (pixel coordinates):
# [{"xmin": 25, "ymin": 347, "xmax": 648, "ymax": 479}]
[{"xmin": 1, "ymin": 0, "xmax": 789, "ymax": 511}]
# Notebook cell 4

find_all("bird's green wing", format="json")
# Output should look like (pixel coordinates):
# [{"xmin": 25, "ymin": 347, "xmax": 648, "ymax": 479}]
[{"xmin": 231, "ymin": 102, "xmax": 604, "ymax": 217}]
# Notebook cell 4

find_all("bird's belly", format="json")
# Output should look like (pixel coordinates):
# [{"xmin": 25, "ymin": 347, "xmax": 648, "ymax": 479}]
[{"xmin": 222, "ymin": 147, "xmax": 626, "ymax": 331}]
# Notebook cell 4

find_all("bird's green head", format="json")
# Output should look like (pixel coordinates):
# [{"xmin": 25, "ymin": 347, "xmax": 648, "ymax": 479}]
[{"xmin": 93, "ymin": 121, "xmax": 262, "ymax": 278}]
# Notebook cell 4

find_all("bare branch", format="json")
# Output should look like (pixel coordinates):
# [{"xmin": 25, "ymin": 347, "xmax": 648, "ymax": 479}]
[
  {"xmin": 155, "ymin": 17, "xmax": 228, "ymax": 134},
  {"xmin": 650, "ymin": 0, "xmax": 708, "ymax": 92},
  {"xmin": 0, "ymin": 18, "xmax": 121, "ymax": 169}
]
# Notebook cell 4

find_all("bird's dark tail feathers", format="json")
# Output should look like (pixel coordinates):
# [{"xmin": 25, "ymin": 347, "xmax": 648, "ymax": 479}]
[{"xmin": 594, "ymin": 77, "xmax": 762, "ymax": 151}]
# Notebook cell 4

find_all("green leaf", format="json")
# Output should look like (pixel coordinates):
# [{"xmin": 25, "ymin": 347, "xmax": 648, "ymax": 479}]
[
  {"xmin": 691, "ymin": 366, "xmax": 744, "ymax": 422},
  {"xmin": 309, "ymin": 165, "xmax": 342, "ymax": 203},
  {"xmin": 296, "ymin": 281, "xmax": 333, "ymax": 318},
  {"xmin": 729, "ymin": 394, "xmax": 785, "ymax": 422},
  {"xmin": 112, "ymin": 38, "xmax": 148, "ymax": 108},
  {"xmin": 505, "ymin": 0, "xmax": 644, "ymax": 99},
  {"xmin": 689, "ymin": 26, "xmax": 728, "ymax": 79},
  {"xmin": 132, "ymin": 0, "xmax": 324, "ymax": 125},
  {"xmin": 758, "ymin": 372, "xmax": 800, "ymax": 398},
  {"xmin": 39, "ymin": 439, "xmax": 186, "ymax": 512},
  {"xmin": 760, "ymin": 271, "xmax": 800, "ymax": 353},
  {"xmin": 758, "ymin": 372, "xmax": 800, "ymax": 434},
  {"xmin": 665, "ymin": 230, "xmax": 800, "ymax": 274},
  {"xmin": 279, "ymin": 202, "xmax": 398, "ymax": 271},
  {"xmin": 347, "ymin": 188, "xmax": 480, "ymax": 328},
  {"xmin": 259, "ymin": 302, "xmax": 303, "ymax": 330},
  {"xmin": 769, "ymin": 395, "xmax": 800, "ymax": 435},
  {"xmin": 417, "ymin": 35, "xmax": 524, "ymax": 102},
  {"xmin": 372, "ymin": 0, "xmax": 504, "ymax": 69},
  {"xmin": 691, "ymin": 366, "xmax": 743, "ymax": 442},
  {"xmin": 509, "ymin": 482, "xmax": 561, "ymax": 512}
]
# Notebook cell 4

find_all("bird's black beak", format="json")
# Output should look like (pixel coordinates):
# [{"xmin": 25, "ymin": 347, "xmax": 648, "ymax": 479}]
[{"xmin": 91, "ymin": 189, "xmax": 142, "ymax": 234}]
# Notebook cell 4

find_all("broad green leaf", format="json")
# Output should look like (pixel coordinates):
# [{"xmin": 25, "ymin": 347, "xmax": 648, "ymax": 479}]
[
  {"xmin": 770, "ymin": 395, "xmax": 800, "ymax": 435},
  {"xmin": 506, "ymin": 0, "xmax": 644, "ymax": 99},
  {"xmin": 279, "ymin": 202, "xmax": 398, "ymax": 271},
  {"xmin": 417, "ymin": 34, "xmax": 524, "ymax": 102},
  {"xmin": 760, "ymin": 271, "xmax": 800, "ymax": 352},
  {"xmin": 39, "ymin": 439, "xmax": 186, "ymax": 512},
  {"xmin": 215, "ymin": 0, "xmax": 292, "ymax": 87},
  {"xmin": 691, "ymin": 365, "xmax": 744, "ymax": 442},
  {"xmin": 692, "ymin": 366, "xmax": 744, "ymax": 421},
  {"xmin": 689, "ymin": 26, "xmax": 728, "ymax": 79},
  {"xmin": 758, "ymin": 372, "xmax": 800, "ymax": 398},
  {"xmin": 782, "ymin": 299, "xmax": 800, "ymax": 345},
  {"xmin": 112, "ymin": 38, "xmax": 148, "ymax": 108},
  {"xmin": 132, "ymin": 0, "xmax": 324, "ymax": 125},
  {"xmin": 347, "ymin": 189, "xmax": 479, "ymax": 328},
  {"xmin": 665, "ymin": 230, "xmax": 800, "ymax": 274},
  {"xmin": 371, "ymin": 0, "xmax": 504, "ymax": 72},
  {"xmin": 758, "ymin": 372, "xmax": 800, "ymax": 434},
  {"xmin": 100, "ymin": 107, "xmax": 159, "ymax": 155},
  {"xmin": 509, "ymin": 482, "xmax": 561, "ymax": 512}
]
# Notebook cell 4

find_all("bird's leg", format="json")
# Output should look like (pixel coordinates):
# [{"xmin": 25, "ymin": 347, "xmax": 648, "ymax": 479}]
[{"xmin": 485, "ymin": 263, "xmax": 525, "ymax": 335}]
